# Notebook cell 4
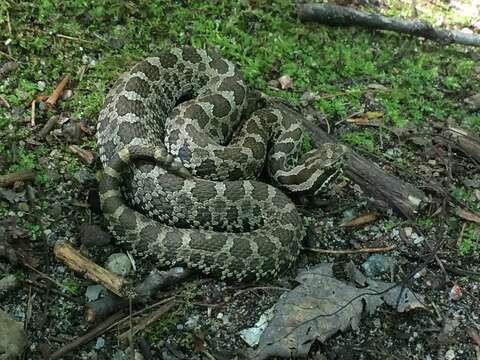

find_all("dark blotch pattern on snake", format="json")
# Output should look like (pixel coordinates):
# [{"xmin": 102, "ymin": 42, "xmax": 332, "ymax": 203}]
[{"xmin": 97, "ymin": 46, "xmax": 346, "ymax": 281}]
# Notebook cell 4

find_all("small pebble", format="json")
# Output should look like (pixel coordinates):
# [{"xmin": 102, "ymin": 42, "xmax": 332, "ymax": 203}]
[
  {"xmin": 85, "ymin": 285, "xmax": 106, "ymax": 302},
  {"xmin": 445, "ymin": 349, "xmax": 455, "ymax": 360},
  {"xmin": 37, "ymin": 80, "xmax": 46, "ymax": 92},
  {"xmin": 62, "ymin": 89, "xmax": 73, "ymax": 101},
  {"xmin": 361, "ymin": 254, "xmax": 394, "ymax": 277},
  {"xmin": 449, "ymin": 284, "xmax": 462, "ymax": 301},
  {"xmin": 105, "ymin": 253, "xmax": 132, "ymax": 277},
  {"xmin": 94, "ymin": 337, "xmax": 105, "ymax": 350}
]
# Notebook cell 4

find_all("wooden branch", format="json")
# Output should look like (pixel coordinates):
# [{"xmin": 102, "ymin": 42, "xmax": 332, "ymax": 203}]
[
  {"xmin": 85, "ymin": 267, "xmax": 191, "ymax": 322},
  {"xmin": 0, "ymin": 169, "xmax": 35, "ymax": 187},
  {"xmin": 297, "ymin": 3, "xmax": 480, "ymax": 47},
  {"xmin": 53, "ymin": 242, "xmax": 128, "ymax": 297},
  {"xmin": 436, "ymin": 125, "xmax": 480, "ymax": 163},
  {"xmin": 274, "ymin": 102, "xmax": 427, "ymax": 218}
]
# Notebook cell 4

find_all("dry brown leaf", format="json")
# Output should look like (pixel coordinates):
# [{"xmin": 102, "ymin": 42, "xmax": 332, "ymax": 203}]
[
  {"xmin": 68, "ymin": 145, "xmax": 95, "ymax": 165},
  {"xmin": 250, "ymin": 264, "xmax": 425, "ymax": 359},
  {"xmin": 347, "ymin": 112, "xmax": 384, "ymax": 126},
  {"xmin": 454, "ymin": 207, "xmax": 480, "ymax": 224},
  {"xmin": 342, "ymin": 212, "xmax": 380, "ymax": 227}
]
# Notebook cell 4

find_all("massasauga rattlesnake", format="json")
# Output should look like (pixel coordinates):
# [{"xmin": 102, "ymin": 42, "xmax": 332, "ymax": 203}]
[{"xmin": 96, "ymin": 46, "xmax": 346, "ymax": 281}]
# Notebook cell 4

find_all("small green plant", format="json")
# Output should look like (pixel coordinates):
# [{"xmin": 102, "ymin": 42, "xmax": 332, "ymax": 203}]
[
  {"xmin": 302, "ymin": 134, "xmax": 313, "ymax": 153},
  {"xmin": 63, "ymin": 278, "xmax": 80, "ymax": 295},
  {"xmin": 340, "ymin": 130, "xmax": 376, "ymax": 153},
  {"xmin": 25, "ymin": 223, "xmax": 40, "ymax": 240},
  {"xmin": 458, "ymin": 224, "xmax": 479, "ymax": 256},
  {"xmin": 65, "ymin": 157, "xmax": 81, "ymax": 174}
]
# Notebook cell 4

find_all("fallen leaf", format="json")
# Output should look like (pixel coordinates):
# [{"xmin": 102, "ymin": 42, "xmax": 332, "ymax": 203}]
[
  {"xmin": 342, "ymin": 212, "xmax": 380, "ymax": 227},
  {"xmin": 68, "ymin": 145, "xmax": 95, "ymax": 165},
  {"xmin": 454, "ymin": 207, "xmax": 480, "ymax": 224},
  {"xmin": 251, "ymin": 263, "xmax": 424, "ymax": 359},
  {"xmin": 347, "ymin": 112, "xmax": 383, "ymax": 126},
  {"xmin": 278, "ymin": 75, "xmax": 293, "ymax": 90}
]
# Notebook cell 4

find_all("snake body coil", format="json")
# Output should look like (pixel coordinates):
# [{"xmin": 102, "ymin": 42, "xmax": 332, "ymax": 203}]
[{"xmin": 97, "ymin": 46, "xmax": 345, "ymax": 281}]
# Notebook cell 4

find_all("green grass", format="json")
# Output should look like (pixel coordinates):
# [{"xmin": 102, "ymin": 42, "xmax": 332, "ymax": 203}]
[{"xmin": 0, "ymin": 0, "xmax": 477, "ymax": 135}]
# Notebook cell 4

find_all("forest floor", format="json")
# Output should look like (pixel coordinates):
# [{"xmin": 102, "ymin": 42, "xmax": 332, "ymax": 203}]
[{"xmin": 0, "ymin": 0, "xmax": 479, "ymax": 359}]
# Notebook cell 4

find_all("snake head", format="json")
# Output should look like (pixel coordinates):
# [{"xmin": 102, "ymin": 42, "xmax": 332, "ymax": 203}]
[{"xmin": 311, "ymin": 143, "xmax": 348, "ymax": 195}]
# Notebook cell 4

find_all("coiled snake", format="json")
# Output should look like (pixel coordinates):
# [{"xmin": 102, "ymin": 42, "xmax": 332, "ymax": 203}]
[{"xmin": 97, "ymin": 46, "xmax": 346, "ymax": 281}]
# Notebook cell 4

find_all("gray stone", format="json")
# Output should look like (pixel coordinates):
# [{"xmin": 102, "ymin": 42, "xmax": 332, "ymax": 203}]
[
  {"xmin": 73, "ymin": 169, "xmax": 96, "ymax": 185},
  {"xmin": 85, "ymin": 285, "xmax": 106, "ymax": 302},
  {"xmin": 0, "ymin": 275, "xmax": 20, "ymax": 294},
  {"xmin": 0, "ymin": 309, "xmax": 27, "ymax": 360},
  {"xmin": 105, "ymin": 253, "xmax": 132, "ymax": 277},
  {"xmin": 361, "ymin": 254, "xmax": 394, "ymax": 277}
]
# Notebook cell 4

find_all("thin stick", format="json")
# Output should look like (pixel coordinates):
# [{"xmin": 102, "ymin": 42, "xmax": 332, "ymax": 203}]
[
  {"xmin": 30, "ymin": 100, "xmax": 36, "ymax": 127},
  {"xmin": 50, "ymin": 311, "xmax": 125, "ymax": 360},
  {"xmin": 6, "ymin": 10, "xmax": 12, "ymax": 57},
  {"xmin": 305, "ymin": 244, "xmax": 396, "ymax": 255},
  {"xmin": 56, "ymin": 34, "xmax": 94, "ymax": 44},
  {"xmin": 0, "ymin": 49, "xmax": 16, "ymax": 61},
  {"xmin": 118, "ymin": 302, "xmax": 174, "ymax": 342},
  {"xmin": 46, "ymin": 75, "xmax": 69, "ymax": 107},
  {"xmin": 23, "ymin": 263, "xmax": 66, "ymax": 291}
]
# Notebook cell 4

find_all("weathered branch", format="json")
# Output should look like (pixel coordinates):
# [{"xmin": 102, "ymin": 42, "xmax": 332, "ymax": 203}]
[
  {"xmin": 54, "ymin": 241, "xmax": 128, "ymax": 297},
  {"xmin": 435, "ymin": 125, "xmax": 480, "ymax": 163},
  {"xmin": 274, "ymin": 102, "xmax": 427, "ymax": 218},
  {"xmin": 297, "ymin": 3, "xmax": 480, "ymax": 47},
  {"xmin": 85, "ymin": 267, "xmax": 191, "ymax": 322}
]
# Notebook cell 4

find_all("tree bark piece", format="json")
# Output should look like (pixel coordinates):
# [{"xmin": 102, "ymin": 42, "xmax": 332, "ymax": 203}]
[
  {"xmin": 37, "ymin": 115, "xmax": 60, "ymax": 139},
  {"xmin": 0, "ymin": 169, "xmax": 35, "ymax": 187},
  {"xmin": 53, "ymin": 241, "xmax": 128, "ymax": 297},
  {"xmin": 274, "ymin": 102, "xmax": 427, "ymax": 218},
  {"xmin": 436, "ymin": 125, "xmax": 480, "ymax": 163},
  {"xmin": 85, "ymin": 267, "xmax": 191, "ymax": 322},
  {"xmin": 297, "ymin": 3, "xmax": 480, "ymax": 47}
]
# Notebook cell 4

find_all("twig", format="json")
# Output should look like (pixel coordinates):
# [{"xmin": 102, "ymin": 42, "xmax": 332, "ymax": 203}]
[
  {"xmin": 56, "ymin": 34, "xmax": 94, "ymax": 44},
  {"xmin": 297, "ymin": 3, "xmax": 480, "ymax": 47},
  {"xmin": 46, "ymin": 75, "xmax": 69, "ymax": 108},
  {"xmin": 49, "ymin": 311, "xmax": 126, "ymax": 360},
  {"xmin": 54, "ymin": 241, "xmax": 128, "ymax": 297},
  {"xmin": 0, "ymin": 50, "xmax": 16, "ymax": 61},
  {"xmin": 5, "ymin": 10, "xmax": 12, "ymax": 57},
  {"xmin": 37, "ymin": 115, "xmax": 60, "ymax": 139},
  {"xmin": 22, "ymin": 263, "xmax": 66, "ymax": 292},
  {"xmin": 30, "ymin": 99, "xmax": 36, "ymax": 127},
  {"xmin": 118, "ymin": 302, "xmax": 174, "ymax": 342},
  {"xmin": 305, "ymin": 244, "xmax": 396, "ymax": 255}
]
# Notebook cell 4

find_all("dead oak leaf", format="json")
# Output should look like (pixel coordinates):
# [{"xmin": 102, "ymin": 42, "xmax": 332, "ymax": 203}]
[{"xmin": 250, "ymin": 263, "xmax": 424, "ymax": 359}]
